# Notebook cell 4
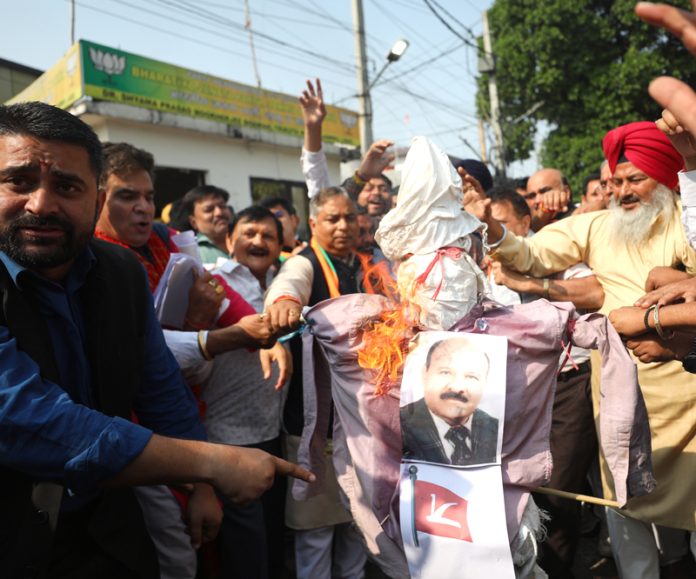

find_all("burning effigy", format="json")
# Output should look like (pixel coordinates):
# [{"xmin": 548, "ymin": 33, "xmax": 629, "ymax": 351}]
[
  {"xmin": 375, "ymin": 136, "xmax": 488, "ymax": 331},
  {"xmin": 288, "ymin": 138, "xmax": 655, "ymax": 579}
]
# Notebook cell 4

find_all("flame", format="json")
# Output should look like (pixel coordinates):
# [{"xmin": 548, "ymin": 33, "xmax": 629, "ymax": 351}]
[
  {"xmin": 358, "ymin": 304, "xmax": 416, "ymax": 396},
  {"xmin": 357, "ymin": 255, "xmax": 421, "ymax": 396},
  {"xmin": 357, "ymin": 252, "xmax": 399, "ymax": 301}
]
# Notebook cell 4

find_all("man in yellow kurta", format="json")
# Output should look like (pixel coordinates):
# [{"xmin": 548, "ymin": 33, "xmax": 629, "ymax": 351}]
[{"xmin": 481, "ymin": 121, "xmax": 696, "ymax": 576}]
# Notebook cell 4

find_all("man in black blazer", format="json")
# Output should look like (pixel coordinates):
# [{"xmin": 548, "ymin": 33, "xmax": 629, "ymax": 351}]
[{"xmin": 401, "ymin": 337, "xmax": 499, "ymax": 466}]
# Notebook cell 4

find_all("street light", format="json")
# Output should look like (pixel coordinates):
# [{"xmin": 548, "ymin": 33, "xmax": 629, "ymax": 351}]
[
  {"xmin": 369, "ymin": 39, "xmax": 410, "ymax": 89},
  {"xmin": 355, "ymin": 37, "xmax": 410, "ymax": 154}
]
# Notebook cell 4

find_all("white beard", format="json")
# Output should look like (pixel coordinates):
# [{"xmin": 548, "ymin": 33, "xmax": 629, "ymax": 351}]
[{"xmin": 607, "ymin": 184, "xmax": 675, "ymax": 247}]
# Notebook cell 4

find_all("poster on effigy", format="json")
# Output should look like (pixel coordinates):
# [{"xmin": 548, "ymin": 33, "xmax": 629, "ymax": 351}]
[
  {"xmin": 400, "ymin": 331, "xmax": 507, "ymax": 467},
  {"xmin": 399, "ymin": 462, "xmax": 515, "ymax": 579}
]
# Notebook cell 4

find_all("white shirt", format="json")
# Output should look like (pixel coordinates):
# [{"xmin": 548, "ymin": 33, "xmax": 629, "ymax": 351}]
[
  {"xmin": 300, "ymin": 147, "xmax": 330, "ymax": 198},
  {"xmin": 204, "ymin": 257, "xmax": 286, "ymax": 445},
  {"xmin": 162, "ymin": 329, "xmax": 204, "ymax": 370},
  {"xmin": 212, "ymin": 257, "xmax": 273, "ymax": 312}
]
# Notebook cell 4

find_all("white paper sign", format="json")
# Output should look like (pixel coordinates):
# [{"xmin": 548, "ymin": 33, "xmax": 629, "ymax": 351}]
[{"xmin": 399, "ymin": 462, "xmax": 515, "ymax": 579}]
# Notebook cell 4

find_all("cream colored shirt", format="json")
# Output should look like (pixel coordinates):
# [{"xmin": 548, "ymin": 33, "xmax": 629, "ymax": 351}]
[
  {"xmin": 493, "ymin": 204, "xmax": 696, "ymax": 316},
  {"xmin": 493, "ymin": 203, "xmax": 696, "ymax": 530}
]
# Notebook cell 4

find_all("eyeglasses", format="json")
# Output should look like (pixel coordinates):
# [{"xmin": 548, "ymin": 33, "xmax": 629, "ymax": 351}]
[{"xmin": 272, "ymin": 210, "xmax": 287, "ymax": 218}]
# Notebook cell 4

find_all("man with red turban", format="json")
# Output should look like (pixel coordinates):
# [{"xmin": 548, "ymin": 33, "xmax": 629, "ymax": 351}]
[{"xmin": 476, "ymin": 121, "xmax": 696, "ymax": 578}]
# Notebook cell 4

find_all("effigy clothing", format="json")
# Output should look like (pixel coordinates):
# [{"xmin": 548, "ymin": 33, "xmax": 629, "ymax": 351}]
[{"xmin": 290, "ymin": 294, "xmax": 653, "ymax": 576}]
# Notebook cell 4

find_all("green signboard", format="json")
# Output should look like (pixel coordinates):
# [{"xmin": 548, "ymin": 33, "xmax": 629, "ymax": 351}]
[
  {"xmin": 9, "ymin": 40, "xmax": 360, "ymax": 147},
  {"xmin": 81, "ymin": 40, "xmax": 359, "ymax": 145}
]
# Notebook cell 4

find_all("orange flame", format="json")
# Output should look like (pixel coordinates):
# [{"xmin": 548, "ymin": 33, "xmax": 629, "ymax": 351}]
[
  {"xmin": 357, "ymin": 256, "xmax": 421, "ymax": 396},
  {"xmin": 356, "ymin": 252, "xmax": 399, "ymax": 301},
  {"xmin": 358, "ymin": 304, "xmax": 416, "ymax": 396}
]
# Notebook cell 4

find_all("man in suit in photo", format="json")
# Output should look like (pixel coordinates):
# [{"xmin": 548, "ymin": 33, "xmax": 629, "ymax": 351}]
[{"xmin": 401, "ymin": 337, "xmax": 499, "ymax": 466}]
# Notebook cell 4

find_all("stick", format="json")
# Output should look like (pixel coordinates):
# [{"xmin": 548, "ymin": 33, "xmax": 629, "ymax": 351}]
[{"xmin": 533, "ymin": 486, "xmax": 620, "ymax": 508}]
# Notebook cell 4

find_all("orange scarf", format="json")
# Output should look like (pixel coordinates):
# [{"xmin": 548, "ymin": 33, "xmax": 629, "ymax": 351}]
[
  {"xmin": 94, "ymin": 229, "xmax": 172, "ymax": 293},
  {"xmin": 309, "ymin": 238, "xmax": 394, "ymax": 299}
]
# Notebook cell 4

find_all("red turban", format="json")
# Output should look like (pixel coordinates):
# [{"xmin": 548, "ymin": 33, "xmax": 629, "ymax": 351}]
[{"xmin": 602, "ymin": 121, "xmax": 683, "ymax": 190}]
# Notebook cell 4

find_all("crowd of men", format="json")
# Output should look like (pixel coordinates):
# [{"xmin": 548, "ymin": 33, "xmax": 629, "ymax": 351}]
[{"xmin": 2, "ymin": 2, "xmax": 696, "ymax": 579}]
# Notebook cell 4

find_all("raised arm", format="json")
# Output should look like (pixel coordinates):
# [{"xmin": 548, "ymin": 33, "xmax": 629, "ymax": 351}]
[
  {"xmin": 300, "ymin": 78, "xmax": 326, "ymax": 154},
  {"xmin": 299, "ymin": 78, "xmax": 330, "ymax": 196},
  {"xmin": 342, "ymin": 139, "xmax": 395, "ymax": 201}
]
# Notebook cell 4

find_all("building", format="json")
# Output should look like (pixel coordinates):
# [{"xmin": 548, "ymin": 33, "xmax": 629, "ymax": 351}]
[
  {"xmin": 0, "ymin": 58, "xmax": 41, "ymax": 103},
  {"xmin": 6, "ymin": 40, "xmax": 360, "ymax": 237}
]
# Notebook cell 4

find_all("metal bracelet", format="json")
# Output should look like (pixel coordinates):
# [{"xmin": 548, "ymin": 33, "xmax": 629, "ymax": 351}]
[{"xmin": 653, "ymin": 304, "xmax": 674, "ymax": 340}]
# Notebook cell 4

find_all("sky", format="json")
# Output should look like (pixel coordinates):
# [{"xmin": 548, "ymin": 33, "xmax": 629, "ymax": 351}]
[{"xmin": 0, "ymin": 0, "xmax": 536, "ymax": 176}]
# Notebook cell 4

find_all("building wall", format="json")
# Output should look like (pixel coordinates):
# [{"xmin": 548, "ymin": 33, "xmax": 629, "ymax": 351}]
[
  {"xmin": 0, "ymin": 59, "xmax": 41, "ymax": 103},
  {"xmin": 86, "ymin": 115, "xmax": 342, "ymax": 211}
]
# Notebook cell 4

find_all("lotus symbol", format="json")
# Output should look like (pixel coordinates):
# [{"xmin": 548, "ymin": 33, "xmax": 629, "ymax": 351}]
[
  {"xmin": 89, "ymin": 47, "xmax": 126, "ymax": 83},
  {"xmin": 339, "ymin": 112, "xmax": 357, "ymax": 129}
]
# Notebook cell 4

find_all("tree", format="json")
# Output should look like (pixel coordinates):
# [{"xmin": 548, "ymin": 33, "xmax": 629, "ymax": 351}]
[{"xmin": 477, "ymin": 0, "xmax": 696, "ymax": 192}]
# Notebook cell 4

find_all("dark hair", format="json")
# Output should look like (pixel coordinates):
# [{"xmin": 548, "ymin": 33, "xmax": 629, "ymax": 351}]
[
  {"xmin": 451, "ymin": 158, "xmax": 494, "ymax": 192},
  {"xmin": 179, "ymin": 185, "xmax": 231, "ymax": 227},
  {"xmin": 378, "ymin": 173, "xmax": 393, "ymax": 191},
  {"xmin": 582, "ymin": 172, "xmax": 601, "ymax": 195},
  {"xmin": 166, "ymin": 198, "xmax": 191, "ymax": 231},
  {"xmin": 258, "ymin": 196, "xmax": 296, "ymax": 216},
  {"xmin": 513, "ymin": 176, "xmax": 529, "ymax": 191},
  {"xmin": 100, "ymin": 142, "xmax": 154, "ymax": 188},
  {"xmin": 487, "ymin": 185, "xmax": 531, "ymax": 219},
  {"xmin": 229, "ymin": 205, "xmax": 283, "ymax": 244},
  {"xmin": 0, "ymin": 101, "xmax": 103, "ymax": 179},
  {"xmin": 340, "ymin": 173, "xmax": 393, "ymax": 194}
]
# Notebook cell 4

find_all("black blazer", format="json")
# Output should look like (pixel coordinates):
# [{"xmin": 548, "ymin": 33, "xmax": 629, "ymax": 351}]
[{"xmin": 401, "ymin": 398, "xmax": 499, "ymax": 466}]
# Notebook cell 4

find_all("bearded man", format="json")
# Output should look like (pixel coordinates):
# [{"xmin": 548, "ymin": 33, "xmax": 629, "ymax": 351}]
[
  {"xmin": 0, "ymin": 101, "xmax": 313, "ymax": 578},
  {"xmin": 480, "ymin": 121, "xmax": 696, "ymax": 578}
]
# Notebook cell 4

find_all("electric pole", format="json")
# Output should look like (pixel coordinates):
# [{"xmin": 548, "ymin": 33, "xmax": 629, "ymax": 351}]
[
  {"xmin": 70, "ymin": 0, "xmax": 76, "ymax": 45},
  {"xmin": 477, "ymin": 118, "xmax": 488, "ymax": 163},
  {"xmin": 482, "ymin": 11, "xmax": 505, "ymax": 177},
  {"xmin": 352, "ymin": 0, "xmax": 372, "ymax": 155},
  {"xmin": 244, "ymin": 0, "xmax": 262, "ymax": 88}
]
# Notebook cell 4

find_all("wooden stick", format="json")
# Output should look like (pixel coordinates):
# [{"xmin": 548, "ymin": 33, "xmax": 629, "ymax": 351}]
[{"xmin": 533, "ymin": 486, "xmax": 620, "ymax": 508}]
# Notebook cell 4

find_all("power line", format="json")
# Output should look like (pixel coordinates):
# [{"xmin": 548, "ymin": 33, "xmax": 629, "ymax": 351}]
[
  {"xmin": 304, "ymin": 0, "xmax": 353, "ymax": 33},
  {"xmin": 429, "ymin": 0, "xmax": 481, "ymax": 43},
  {"xmin": 165, "ymin": 0, "xmax": 350, "ymax": 31},
  {"xmin": 422, "ymin": 0, "xmax": 482, "ymax": 52},
  {"xmin": 147, "ymin": 0, "xmax": 356, "ymax": 73},
  {"xmin": 73, "ymin": 0, "xmax": 357, "ymax": 94},
  {"xmin": 365, "ymin": 0, "xmax": 476, "ymax": 105},
  {"xmin": 63, "ymin": 0, "xmax": 484, "ymax": 152},
  {"xmin": 367, "ymin": 0, "xmax": 466, "ymax": 67},
  {"xmin": 391, "ymin": 81, "xmax": 479, "ymax": 120},
  {"xmin": 108, "ymin": 0, "xmax": 355, "ymax": 77}
]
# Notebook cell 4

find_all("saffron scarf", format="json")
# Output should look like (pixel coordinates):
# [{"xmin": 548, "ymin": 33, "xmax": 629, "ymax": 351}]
[
  {"xmin": 310, "ymin": 237, "xmax": 341, "ymax": 298},
  {"xmin": 310, "ymin": 237, "xmax": 393, "ymax": 299}
]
